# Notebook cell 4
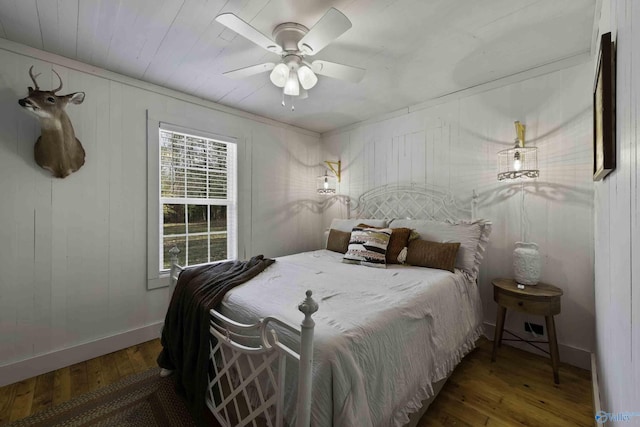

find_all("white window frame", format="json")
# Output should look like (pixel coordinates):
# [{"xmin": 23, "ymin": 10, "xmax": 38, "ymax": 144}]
[{"xmin": 147, "ymin": 117, "xmax": 238, "ymax": 290}]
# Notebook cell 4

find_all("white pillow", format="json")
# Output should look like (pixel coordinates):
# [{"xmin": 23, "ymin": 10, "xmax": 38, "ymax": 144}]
[
  {"xmin": 329, "ymin": 218, "xmax": 388, "ymax": 233},
  {"xmin": 389, "ymin": 218, "xmax": 491, "ymax": 277}
]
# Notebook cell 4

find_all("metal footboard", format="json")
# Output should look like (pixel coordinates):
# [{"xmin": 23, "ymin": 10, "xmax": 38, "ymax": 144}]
[
  {"xmin": 207, "ymin": 294, "xmax": 317, "ymax": 427},
  {"xmin": 168, "ymin": 248, "xmax": 318, "ymax": 427}
]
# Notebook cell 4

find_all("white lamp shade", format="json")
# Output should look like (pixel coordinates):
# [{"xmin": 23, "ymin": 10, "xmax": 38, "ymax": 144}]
[
  {"xmin": 297, "ymin": 65, "xmax": 318, "ymax": 90},
  {"xmin": 284, "ymin": 73, "xmax": 300, "ymax": 96},
  {"xmin": 270, "ymin": 63, "xmax": 289, "ymax": 87}
]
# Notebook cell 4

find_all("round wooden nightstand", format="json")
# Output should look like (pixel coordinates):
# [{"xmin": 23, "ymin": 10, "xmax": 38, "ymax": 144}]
[{"xmin": 491, "ymin": 278, "xmax": 563, "ymax": 384}]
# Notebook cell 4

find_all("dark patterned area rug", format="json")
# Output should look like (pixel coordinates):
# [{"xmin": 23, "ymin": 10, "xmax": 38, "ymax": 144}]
[{"xmin": 7, "ymin": 368, "xmax": 196, "ymax": 427}]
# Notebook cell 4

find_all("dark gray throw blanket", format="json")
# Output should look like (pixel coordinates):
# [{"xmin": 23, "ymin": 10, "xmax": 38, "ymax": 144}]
[{"xmin": 157, "ymin": 255, "xmax": 275, "ymax": 425}]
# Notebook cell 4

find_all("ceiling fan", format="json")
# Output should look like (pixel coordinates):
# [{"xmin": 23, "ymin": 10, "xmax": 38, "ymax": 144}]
[{"xmin": 215, "ymin": 8, "xmax": 365, "ymax": 108}]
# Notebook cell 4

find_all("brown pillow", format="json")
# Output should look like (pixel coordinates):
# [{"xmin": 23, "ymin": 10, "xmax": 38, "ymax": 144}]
[
  {"xmin": 358, "ymin": 224, "xmax": 411, "ymax": 264},
  {"xmin": 326, "ymin": 229, "xmax": 351, "ymax": 253},
  {"xmin": 406, "ymin": 239, "xmax": 460, "ymax": 273}
]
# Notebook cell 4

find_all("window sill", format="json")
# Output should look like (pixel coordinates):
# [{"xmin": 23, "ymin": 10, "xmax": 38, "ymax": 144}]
[{"xmin": 148, "ymin": 274, "xmax": 170, "ymax": 290}]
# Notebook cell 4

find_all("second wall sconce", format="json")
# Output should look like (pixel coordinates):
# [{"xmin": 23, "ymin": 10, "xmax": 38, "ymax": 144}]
[
  {"xmin": 317, "ymin": 160, "xmax": 341, "ymax": 194},
  {"xmin": 497, "ymin": 121, "xmax": 539, "ymax": 181}
]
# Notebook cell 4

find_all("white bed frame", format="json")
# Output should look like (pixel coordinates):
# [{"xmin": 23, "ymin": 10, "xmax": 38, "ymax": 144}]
[
  {"xmin": 347, "ymin": 183, "xmax": 477, "ymax": 222},
  {"xmin": 168, "ymin": 183, "xmax": 477, "ymax": 427}
]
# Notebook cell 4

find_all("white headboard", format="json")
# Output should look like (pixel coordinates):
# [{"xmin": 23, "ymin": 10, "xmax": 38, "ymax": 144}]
[{"xmin": 348, "ymin": 184, "xmax": 476, "ymax": 222}]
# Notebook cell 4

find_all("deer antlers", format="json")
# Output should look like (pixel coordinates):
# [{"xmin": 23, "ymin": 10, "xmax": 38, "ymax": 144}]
[
  {"xmin": 28, "ymin": 65, "xmax": 40, "ymax": 90},
  {"xmin": 51, "ymin": 69, "xmax": 63, "ymax": 92},
  {"xmin": 28, "ymin": 65, "xmax": 63, "ymax": 93}
]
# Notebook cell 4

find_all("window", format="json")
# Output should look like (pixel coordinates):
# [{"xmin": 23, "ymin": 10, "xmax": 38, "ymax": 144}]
[{"xmin": 158, "ymin": 127, "xmax": 237, "ymax": 271}]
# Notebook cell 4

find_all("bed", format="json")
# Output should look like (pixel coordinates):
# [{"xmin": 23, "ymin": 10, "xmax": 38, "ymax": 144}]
[{"xmin": 166, "ymin": 184, "xmax": 491, "ymax": 427}]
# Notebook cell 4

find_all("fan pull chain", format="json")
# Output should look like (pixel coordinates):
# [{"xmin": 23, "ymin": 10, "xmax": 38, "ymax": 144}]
[{"xmin": 280, "ymin": 91, "xmax": 296, "ymax": 111}]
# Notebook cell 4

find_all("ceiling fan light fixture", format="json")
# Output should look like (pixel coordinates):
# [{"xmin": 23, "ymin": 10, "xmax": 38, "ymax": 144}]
[
  {"xmin": 297, "ymin": 65, "xmax": 318, "ymax": 90},
  {"xmin": 284, "ymin": 72, "xmax": 300, "ymax": 96},
  {"xmin": 215, "ymin": 8, "xmax": 366, "ymax": 107},
  {"xmin": 269, "ymin": 63, "xmax": 290, "ymax": 87}
]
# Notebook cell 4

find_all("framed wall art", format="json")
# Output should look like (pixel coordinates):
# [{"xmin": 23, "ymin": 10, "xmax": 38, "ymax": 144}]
[{"xmin": 593, "ymin": 32, "xmax": 616, "ymax": 181}]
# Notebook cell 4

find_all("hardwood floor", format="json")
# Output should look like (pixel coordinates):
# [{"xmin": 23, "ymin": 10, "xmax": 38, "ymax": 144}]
[
  {"xmin": 0, "ymin": 339, "xmax": 162, "ymax": 425},
  {"xmin": 0, "ymin": 337, "xmax": 592, "ymax": 426},
  {"xmin": 421, "ymin": 337, "xmax": 594, "ymax": 426}
]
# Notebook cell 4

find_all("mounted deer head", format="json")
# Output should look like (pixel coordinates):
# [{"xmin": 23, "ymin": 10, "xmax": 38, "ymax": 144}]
[{"xmin": 18, "ymin": 66, "xmax": 85, "ymax": 178}]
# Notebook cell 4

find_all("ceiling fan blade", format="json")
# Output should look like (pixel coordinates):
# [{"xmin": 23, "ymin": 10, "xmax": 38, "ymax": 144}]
[
  {"xmin": 298, "ymin": 8, "xmax": 352, "ymax": 56},
  {"xmin": 215, "ymin": 13, "xmax": 282, "ymax": 54},
  {"xmin": 311, "ymin": 60, "xmax": 365, "ymax": 83},
  {"xmin": 223, "ymin": 63, "xmax": 275, "ymax": 79}
]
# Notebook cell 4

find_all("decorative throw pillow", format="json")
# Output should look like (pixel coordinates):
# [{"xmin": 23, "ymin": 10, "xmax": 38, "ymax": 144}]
[
  {"xmin": 343, "ymin": 226, "xmax": 392, "ymax": 268},
  {"xmin": 406, "ymin": 239, "xmax": 461, "ymax": 273},
  {"xmin": 389, "ymin": 219, "xmax": 487, "ymax": 276},
  {"xmin": 358, "ymin": 224, "xmax": 412, "ymax": 264},
  {"xmin": 326, "ymin": 229, "xmax": 351, "ymax": 254}
]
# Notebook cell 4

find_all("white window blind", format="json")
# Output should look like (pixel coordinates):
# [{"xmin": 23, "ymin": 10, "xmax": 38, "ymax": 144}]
[{"xmin": 159, "ymin": 126, "xmax": 237, "ymax": 271}]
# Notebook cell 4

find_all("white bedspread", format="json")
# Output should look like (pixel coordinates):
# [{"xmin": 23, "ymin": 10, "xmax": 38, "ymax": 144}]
[{"xmin": 219, "ymin": 250, "xmax": 484, "ymax": 427}]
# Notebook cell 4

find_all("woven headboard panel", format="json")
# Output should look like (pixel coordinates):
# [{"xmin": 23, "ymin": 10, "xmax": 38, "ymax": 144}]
[{"xmin": 348, "ymin": 184, "xmax": 476, "ymax": 222}]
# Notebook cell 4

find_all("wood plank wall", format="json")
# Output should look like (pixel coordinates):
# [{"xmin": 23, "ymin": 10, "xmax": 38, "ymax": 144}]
[
  {"xmin": 0, "ymin": 46, "xmax": 322, "ymax": 377},
  {"xmin": 322, "ymin": 63, "xmax": 595, "ymax": 368},
  {"xmin": 593, "ymin": 0, "xmax": 640, "ymax": 414}
]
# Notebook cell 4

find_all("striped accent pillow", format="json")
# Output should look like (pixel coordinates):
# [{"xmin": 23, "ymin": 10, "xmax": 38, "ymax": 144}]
[{"xmin": 342, "ymin": 226, "xmax": 392, "ymax": 268}]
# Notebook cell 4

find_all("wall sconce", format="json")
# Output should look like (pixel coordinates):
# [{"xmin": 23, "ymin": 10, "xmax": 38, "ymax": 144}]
[
  {"xmin": 317, "ymin": 160, "xmax": 341, "ymax": 194},
  {"xmin": 497, "ymin": 121, "xmax": 539, "ymax": 181}
]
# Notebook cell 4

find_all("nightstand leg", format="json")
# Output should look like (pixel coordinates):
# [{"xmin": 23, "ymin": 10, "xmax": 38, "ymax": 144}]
[
  {"xmin": 545, "ymin": 315, "xmax": 560, "ymax": 384},
  {"xmin": 491, "ymin": 306, "xmax": 507, "ymax": 362}
]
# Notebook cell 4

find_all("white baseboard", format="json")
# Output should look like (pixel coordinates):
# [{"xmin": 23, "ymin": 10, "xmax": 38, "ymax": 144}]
[
  {"xmin": 591, "ymin": 353, "xmax": 601, "ymax": 417},
  {"xmin": 0, "ymin": 322, "xmax": 163, "ymax": 387},
  {"xmin": 483, "ymin": 321, "xmax": 591, "ymax": 370}
]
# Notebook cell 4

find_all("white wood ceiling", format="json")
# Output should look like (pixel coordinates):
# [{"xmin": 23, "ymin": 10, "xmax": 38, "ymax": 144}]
[{"xmin": 0, "ymin": 0, "xmax": 595, "ymax": 133}]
